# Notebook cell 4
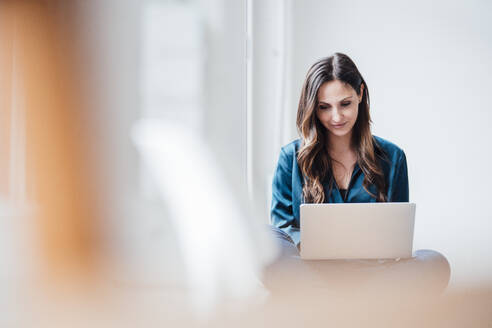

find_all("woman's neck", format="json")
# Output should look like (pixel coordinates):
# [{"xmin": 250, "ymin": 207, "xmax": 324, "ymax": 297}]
[{"xmin": 327, "ymin": 132, "xmax": 354, "ymax": 156}]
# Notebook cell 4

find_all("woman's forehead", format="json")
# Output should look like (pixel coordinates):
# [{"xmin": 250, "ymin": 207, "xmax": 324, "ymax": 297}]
[{"xmin": 317, "ymin": 80, "xmax": 356, "ymax": 103}]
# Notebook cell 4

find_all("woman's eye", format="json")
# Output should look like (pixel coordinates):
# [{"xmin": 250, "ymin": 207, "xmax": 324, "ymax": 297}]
[
  {"xmin": 319, "ymin": 105, "xmax": 329, "ymax": 110},
  {"xmin": 342, "ymin": 102, "xmax": 351, "ymax": 107}
]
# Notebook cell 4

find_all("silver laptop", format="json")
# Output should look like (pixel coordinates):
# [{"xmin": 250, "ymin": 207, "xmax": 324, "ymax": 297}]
[{"xmin": 300, "ymin": 203, "xmax": 416, "ymax": 260}]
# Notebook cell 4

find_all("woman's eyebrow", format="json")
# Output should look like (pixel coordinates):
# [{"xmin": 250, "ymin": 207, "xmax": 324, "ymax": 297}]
[{"xmin": 318, "ymin": 96, "xmax": 353, "ymax": 104}]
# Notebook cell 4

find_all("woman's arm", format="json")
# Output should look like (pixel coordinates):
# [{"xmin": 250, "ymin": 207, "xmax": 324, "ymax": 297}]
[
  {"xmin": 271, "ymin": 147, "xmax": 300, "ymax": 246},
  {"xmin": 387, "ymin": 150, "xmax": 409, "ymax": 202}
]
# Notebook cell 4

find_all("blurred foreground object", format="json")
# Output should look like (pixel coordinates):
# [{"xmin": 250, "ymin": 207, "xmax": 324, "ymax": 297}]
[
  {"xmin": 0, "ymin": 1, "xmax": 276, "ymax": 325},
  {"xmin": 0, "ymin": 0, "xmax": 101, "ymax": 286},
  {"xmin": 0, "ymin": 1, "xmax": 108, "ymax": 327},
  {"xmin": 131, "ymin": 118, "xmax": 277, "ymax": 315}
]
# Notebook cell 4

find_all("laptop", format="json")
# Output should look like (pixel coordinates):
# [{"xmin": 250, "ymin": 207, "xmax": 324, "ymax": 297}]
[{"xmin": 300, "ymin": 203, "xmax": 416, "ymax": 260}]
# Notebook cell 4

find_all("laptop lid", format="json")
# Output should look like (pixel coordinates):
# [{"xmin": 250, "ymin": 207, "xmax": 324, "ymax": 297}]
[{"xmin": 300, "ymin": 203, "xmax": 416, "ymax": 260}]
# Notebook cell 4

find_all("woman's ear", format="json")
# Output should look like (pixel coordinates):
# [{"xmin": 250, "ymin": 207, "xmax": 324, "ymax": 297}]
[{"xmin": 359, "ymin": 84, "xmax": 364, "ymax": 103}]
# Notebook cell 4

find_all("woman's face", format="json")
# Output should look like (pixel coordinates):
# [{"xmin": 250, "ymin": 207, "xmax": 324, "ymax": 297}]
[{"xmin": 316, "ymin": 80, "xmax": 362, "ymax": 138}]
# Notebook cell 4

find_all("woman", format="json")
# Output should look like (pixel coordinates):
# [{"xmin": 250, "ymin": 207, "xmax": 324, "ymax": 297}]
[
  {"xmin": 264, "ymin": 53, "xmax": 449, "ymax": 296},
  {"xmin": 271, "ymin": 52, "xmax": 408, "ymax": 248}
]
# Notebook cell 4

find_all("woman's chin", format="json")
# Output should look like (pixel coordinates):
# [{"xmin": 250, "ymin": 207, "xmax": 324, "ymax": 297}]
[{"xmin": 328, "ymin": 129, "xmax": 351, "ymax": 138}]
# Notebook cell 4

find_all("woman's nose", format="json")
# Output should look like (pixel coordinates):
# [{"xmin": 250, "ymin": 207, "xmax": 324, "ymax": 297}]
[{"xmin": 331, "ymin": 108, "xmax": 342, "ymax": 122}]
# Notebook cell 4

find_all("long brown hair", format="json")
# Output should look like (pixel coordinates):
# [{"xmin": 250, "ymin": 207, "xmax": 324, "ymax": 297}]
[{"xmin": 296, "ymin": 53, "xmax": 388, "ymax": 203}]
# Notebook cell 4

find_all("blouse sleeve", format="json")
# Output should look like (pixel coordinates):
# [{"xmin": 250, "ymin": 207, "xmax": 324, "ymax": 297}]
[
  {"xmin": 387, "ymin": 150, "xmax": 409, "ymax": 202},
  {"xmin": 270, "ymin": 147, "xmax": 300, "ymax": 245}
]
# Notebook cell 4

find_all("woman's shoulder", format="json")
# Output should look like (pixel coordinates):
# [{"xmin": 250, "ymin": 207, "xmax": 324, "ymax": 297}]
[
  {"xmin": 280, "ymin": 138, "xmax": 302, "ymax": 156},
  {"xmin": 372, "ymin": 135, "xmax": 406, "ymax": 161},
  {"xmin": 276, "ymin": 139, "xmax": 302, "ymax": 170}
]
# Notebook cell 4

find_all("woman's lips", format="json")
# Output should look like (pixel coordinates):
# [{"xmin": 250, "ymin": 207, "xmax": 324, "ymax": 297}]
[{"xmin": 331, "ymin": 122, "xmax": 346, "ymax": 128}]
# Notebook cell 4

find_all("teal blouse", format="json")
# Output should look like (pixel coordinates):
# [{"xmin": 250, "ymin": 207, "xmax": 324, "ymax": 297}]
[{"xmin": 270, "ymin": 135, "xmax": 409, "ymax": 246}]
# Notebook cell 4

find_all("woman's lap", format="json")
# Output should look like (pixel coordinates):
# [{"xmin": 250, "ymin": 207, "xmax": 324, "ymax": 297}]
[{"xmin": 263, "ymin": 225, "xmax": 450, "ymax": 297}]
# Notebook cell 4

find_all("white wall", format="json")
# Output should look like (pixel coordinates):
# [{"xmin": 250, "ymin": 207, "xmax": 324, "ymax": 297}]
[
  {"xmin": 287, "ymin": 0, "xmax": 492, "ymax": 286},
  {"xmin": 201, "ymin": 0, "xmax": 248, "ymax": 196},
  {"xmin": 249, "ymin": 0, "xmax": 291, "ymax": 221}
]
